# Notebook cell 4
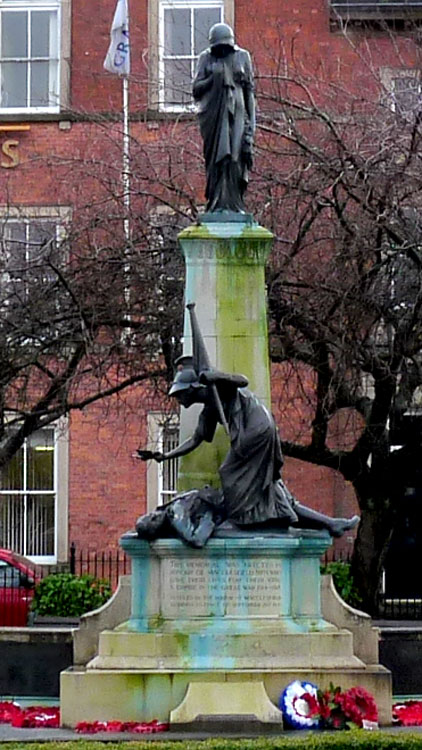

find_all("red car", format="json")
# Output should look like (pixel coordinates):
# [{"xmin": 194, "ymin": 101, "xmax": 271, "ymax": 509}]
[{"xmin": 0, "ymin": 549, "xmax": 36, "ymax": 626}]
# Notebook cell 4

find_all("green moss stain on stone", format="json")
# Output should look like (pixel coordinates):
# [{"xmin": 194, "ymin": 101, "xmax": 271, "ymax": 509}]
[
  {"xmin": 177, "ymin": 426, "xmax": 228, "ymax": 492},
  {"xmin": 216, "ymin": 229, "xmax": 273, "ymax": 404},
  {"xmin": 142, "ymin": 674, "xmax": 173, "ymax": 721},
  {"xmin": 173, "ymin": 632, "xmax": 191, "ymax": 654},
  {"xmin": 177, "ymin": 223, "xmax": 273, "ymax": 490},
  {"xmin": 178, "ymin": 223, "xmax": 212, "ymax": 241},
  {"xmin": 148, "ymin": 613, "xmax": 165, "ymax": 631}
]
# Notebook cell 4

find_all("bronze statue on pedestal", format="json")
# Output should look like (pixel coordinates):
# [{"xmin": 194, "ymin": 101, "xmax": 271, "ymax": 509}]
[
  {"xmin": 193, "ymin": 23, "xmax": 255, "ymax": 214},
  {"xmin": 136, "ymin": 305, "xmax": 359, "ymax": 547}
]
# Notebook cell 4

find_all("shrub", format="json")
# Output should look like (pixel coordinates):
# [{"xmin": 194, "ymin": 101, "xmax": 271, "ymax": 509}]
[
  {"xmin": 8, "ymin": 734, "xmax": 422, "ymax": 749},
  {"xmin": 320, "ymin": 561, "xmax": 363, "ymax": 610},
  {"xmin": 32, "ymin": 573, "xmax": 112, "ymax": 617}
]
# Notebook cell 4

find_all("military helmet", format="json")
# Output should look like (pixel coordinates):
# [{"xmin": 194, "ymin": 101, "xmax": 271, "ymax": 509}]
[
  {"xmin": 209, "ymin": 23, "xmax": 235, "ymax": 49},
  {"xmin": 169, "ymin": 356, "xmax": 204, "ymax": 396},
  {"xmin": 168, "ymin": 367, "xmax": 199, "ymax": 396}
]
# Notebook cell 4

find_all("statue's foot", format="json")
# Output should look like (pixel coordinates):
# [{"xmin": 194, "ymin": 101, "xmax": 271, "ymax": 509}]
[{"xmin": 329, "ymin": 515, "xmax": 360, "ymax": 538}]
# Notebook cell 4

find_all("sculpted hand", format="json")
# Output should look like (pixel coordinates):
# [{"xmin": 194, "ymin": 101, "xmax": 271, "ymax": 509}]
[{"xmin": 135, "ymin": 450, "xmax": 165, "ymax": 463}]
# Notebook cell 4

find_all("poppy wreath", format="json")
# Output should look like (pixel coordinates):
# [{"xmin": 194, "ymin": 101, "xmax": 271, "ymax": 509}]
[
  {"xmin": 393, "ymin": 701, "xmax": 422, "ymax": 727},
  {"xmin": 334, "ymin": 686, "xmax": 378, "ymax": 728},
  {"xmin": 279, "ymin": 680, "xmax": 320, "ymax": 729},
  {"xmin": 75, "ymin": 719, "xmax": 169, "ymax": 734},
  {"xmin": 279, "ymin": 682, "xmax": 378, "ymax": 731},
  {"xmin": 0, "ymin": 702, "xmax": 60, "ymax": 728},
  {"xmin": 0, "ymin": 701, "xmax": 169, "ymax": 733}
]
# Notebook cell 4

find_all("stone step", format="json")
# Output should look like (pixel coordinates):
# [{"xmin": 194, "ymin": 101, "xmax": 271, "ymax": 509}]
[
  {"xmin": 61, "ymin": 665, "xmax": 392, "ymax": 727},
  {"xmin": 87, "ymin": 629, "xmax": 364, "ymax": 670}
]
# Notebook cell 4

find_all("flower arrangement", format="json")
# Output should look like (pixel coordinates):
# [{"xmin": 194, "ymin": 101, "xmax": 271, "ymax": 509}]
[
  {"xmin": 393, "ymin": 701, "xmax": 422, "ymax": 727},
  {"xmin": 0, "ymin": 701, "xmax": 169, "ymax": 734},
  {"xmin": 279, "ymin": 681, "xmax": 320, "ymax": 729},
  {"xmin": 0, "ymin": 702, "xmax": 60, "ymax": 728},
  {"xmin": 75, "ymin": 719, "xmax": 169, "ymax": 734},
  {"xmin": 280, "ymin": 681, "xmax": 379, "ymax": 730}
]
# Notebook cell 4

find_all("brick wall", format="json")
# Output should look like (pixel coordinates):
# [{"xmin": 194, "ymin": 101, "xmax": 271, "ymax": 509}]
[
  {"xmin": 2, "ymin": 0, "xmax": 418, "ymax": 556},
  {"xmin": 68, "ymin": 390, "xmax": 149, "ymax": 550}
]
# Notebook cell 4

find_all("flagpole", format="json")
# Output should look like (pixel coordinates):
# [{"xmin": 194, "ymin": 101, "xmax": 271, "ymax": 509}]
[
  {"xmin": 123, "ymin": 73, "xmax": 130, "ymax": 251},
  {"xmin": 103, "ymin": 0, "xmax": 131, "ymax": 303},
  {"xmin": 122, "ymin": 0, "xmax": 130, "ymax": 315}
]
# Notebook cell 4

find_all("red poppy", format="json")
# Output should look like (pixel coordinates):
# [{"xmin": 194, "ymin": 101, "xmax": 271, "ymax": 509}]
[
  {"xmin": 336, "ymin": 687, "xmax": 378, "ymax": 727},
  {"xmin": 393, "ymin": 701, "xmax": 422, "ymax": 727}
]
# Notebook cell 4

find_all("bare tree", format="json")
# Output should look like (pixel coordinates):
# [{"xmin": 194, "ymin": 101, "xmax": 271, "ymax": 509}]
[
  {"xmin": 249, "ymin": 37, "xmax": 422, "ymax": 612},
  {"xmin": 0, "ymin": 180, "xmax": 186, "ymax": 470},
  {"xmin": 4, "ymin": 34, "xmax": 422, "ymax": 608}
]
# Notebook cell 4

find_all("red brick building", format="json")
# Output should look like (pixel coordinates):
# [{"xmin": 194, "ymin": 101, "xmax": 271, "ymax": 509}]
[{"xmin": 0, "ymin": 0, "xmax": 419, "ymax": 564}]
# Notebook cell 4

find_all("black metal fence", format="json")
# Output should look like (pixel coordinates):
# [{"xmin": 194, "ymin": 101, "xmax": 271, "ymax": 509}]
[
  {"xmin": 375, "ymin": 596, "xmax": 422, "ymax": 620},
  {"xmin": 3, "ymin": 542, "xmax": 422, "ymax": 624},
  {"xmin": 68, "ymin": 543, "xmax": 131, "ymax": 589},
  {"xmin": 27, "ymin": 544, "xmax": 131, "ymax": 589},
  {"xmin": 321, "ymin": 549, "xmax": 352, "ymax": 566},
  {"xmin": 321, "ymin": 549, "xmax": 422, "ymax": 620},
  {"xmin": 0, "ymin": 545, "xmax": 131, "ymax": 627},
  {"xmin": 1, "ymin": 546, "xmax": 131, "ymax": 583}
]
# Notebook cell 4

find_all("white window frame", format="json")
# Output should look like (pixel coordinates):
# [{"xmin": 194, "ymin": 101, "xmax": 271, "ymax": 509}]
[
  {"xmin": 148, "ymin": 0, "xmax": 234, "ymax": 112},
  {"xmin": 158, "ymin": 421, "xmax": 179, "ymax": 505},
  {"xmin": 159, "ymin": 0, "xmax": 223, "ymax": 112},
  {"xmin": 0, "ymin": 206, "xmax": 70, "ymax": 302},
  {"xmin": 0, "ymin": 417, "xmax": 69, "ymax": 564},
  {"xmin": 0, "ymin": 206, "xmax": 71, "ymax": 564},
  {"xmin": 0, "ymin": 205, "xmax": 70, "ymax": 229},
  {"xmin": 381, "ymin": 67, "xmax": 422, "ymax": 118},
  {"xmin": 2, "ymin": 217, "xmax": 61, "ymax": 299},
  {"xmin": 0, "ymin": 0, "xmax": 71, "ymax": 115},
  {"xmin": 146, "ymin": 412, "xmax": 179, "ymax": 511}
]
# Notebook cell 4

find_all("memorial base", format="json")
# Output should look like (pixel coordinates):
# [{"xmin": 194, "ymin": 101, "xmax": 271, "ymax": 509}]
[{"xmin": 60, "ymin": 530, "xmax": 392, "ymax": 727}]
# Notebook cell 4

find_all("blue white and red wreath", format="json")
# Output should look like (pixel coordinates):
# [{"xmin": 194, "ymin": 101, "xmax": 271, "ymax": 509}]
[{"xmin": 279, "ymin": 680, "xmax": 320, "ymax": 729}]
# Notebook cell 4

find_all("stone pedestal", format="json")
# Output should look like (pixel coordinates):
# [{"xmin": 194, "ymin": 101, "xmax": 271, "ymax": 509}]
[
  {"xmin": 60, "ymin": 530, "xmax": 392, "ymax": 727},
  {"xmin": 117, "ymin": 529, "xmax": 336, "ymax": 638},
  {"xmin": 177, "ymin": 221, "xmax": 273, "ymax": 491}
]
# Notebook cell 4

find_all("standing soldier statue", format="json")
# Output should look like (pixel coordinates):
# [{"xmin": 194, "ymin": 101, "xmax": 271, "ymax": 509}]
[{"xmin": 193, "ymin": 23, "xmax": 255, "ymax": 214}]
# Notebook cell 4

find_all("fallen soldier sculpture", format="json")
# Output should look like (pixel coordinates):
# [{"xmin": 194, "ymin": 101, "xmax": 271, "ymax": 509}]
[{"xmin": 136, "ymin": 304, "xmax": 359, "ymax": 547}]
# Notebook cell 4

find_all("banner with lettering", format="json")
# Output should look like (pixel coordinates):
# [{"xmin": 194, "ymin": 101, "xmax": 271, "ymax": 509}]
[{"xmin": 104, "ymin": 0, "xmax": 130, "ymax": 75}]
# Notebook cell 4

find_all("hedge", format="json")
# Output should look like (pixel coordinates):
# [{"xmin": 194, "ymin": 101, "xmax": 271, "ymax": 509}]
[
  {"xmin": 5, "ymin": 733, "xmax": 422, "ymax": 750},
  {"xmin": 32, "ymin": 573, "xmax": 112, "ymax": 617}
]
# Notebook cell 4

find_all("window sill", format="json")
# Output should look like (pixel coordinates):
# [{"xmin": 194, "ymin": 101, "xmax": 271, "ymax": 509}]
[
  {"xmin": 331, "ymin": 0, "xmax": 422, "ymax": 18},
  {"xmin": 145, "ymin": 108, "xmax": 197, "ymax": 121},
  {"xmin": 0, "ymin": 111, "xmax": 63, "ymax": 123},
  {"xmin": 27, "ymin": 556, "xmax": 57, "ymax": 565},
  {"xmin": 0, "ymin": 109, "xmax": 198, "ymax": 124}
]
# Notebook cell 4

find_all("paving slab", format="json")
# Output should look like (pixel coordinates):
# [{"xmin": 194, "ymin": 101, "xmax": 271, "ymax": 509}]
[{"xmin": 1, "ymin": 724, "xmax": 422, "ymax": 742}]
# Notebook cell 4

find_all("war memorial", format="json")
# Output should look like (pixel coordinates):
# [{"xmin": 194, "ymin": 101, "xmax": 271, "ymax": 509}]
[{"xmin": 61, "ymin": 23, "xmax": 392, "ymax": 728}]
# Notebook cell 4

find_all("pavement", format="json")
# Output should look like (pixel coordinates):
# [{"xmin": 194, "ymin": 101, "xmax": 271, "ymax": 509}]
[
  {"xmin": 2, "ymin": 723, "xmax": 422, "ymax": 742},
  {"xmin": 1, "ymin": 692, "xmax": 422, "ymax": 743}
]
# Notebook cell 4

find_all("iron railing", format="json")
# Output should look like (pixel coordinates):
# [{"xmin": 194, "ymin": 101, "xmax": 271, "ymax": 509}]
[
  {"xmin": 0, "ymin": 544, "xmax": 131, "ymax": 627},
  {"xmin": 321, "ymin": 549, "xmax": 422, "ymax": 619},
  {"xmin": 3, "ymin": 542, "xmax": 422, "ymax": 623},
  {"xmin": 68, "ymin": 543, "xmax": 130, "ymax": 589}
]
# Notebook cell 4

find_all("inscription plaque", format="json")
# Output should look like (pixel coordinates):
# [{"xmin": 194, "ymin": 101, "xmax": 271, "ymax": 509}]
[{"xmin": 163, "ymin": 556, "xmax": 282, "ymax": 618}]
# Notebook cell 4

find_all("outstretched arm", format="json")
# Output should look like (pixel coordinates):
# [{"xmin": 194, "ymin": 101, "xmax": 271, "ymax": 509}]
[
  {"xmin": 200, "ymin": 370, "xmax": 248, "ymax": 388},
  {"xmin": 136, "ymin": 432, "xmax": 204, "ymax": 464},
  {"xmin": 162, "ymin": 433, "xmax": 203, "ymax": 460}
]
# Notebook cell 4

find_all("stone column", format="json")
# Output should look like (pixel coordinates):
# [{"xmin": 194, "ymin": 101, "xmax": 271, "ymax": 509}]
[{"xmin": 177, "ymin": 220, "xmax": 273, "ymax": 491}]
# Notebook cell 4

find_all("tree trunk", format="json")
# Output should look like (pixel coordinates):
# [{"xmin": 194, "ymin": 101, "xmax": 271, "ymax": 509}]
[{"xmin": 351, "ymin": 500, "xmax": 394, "ymax": 616}]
